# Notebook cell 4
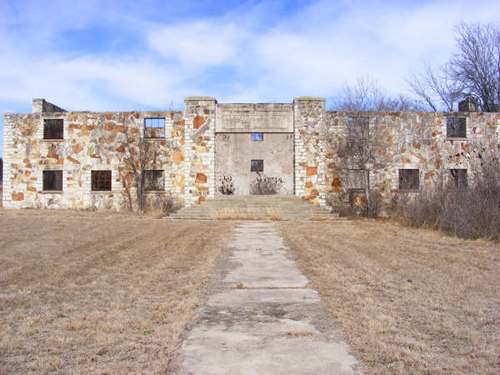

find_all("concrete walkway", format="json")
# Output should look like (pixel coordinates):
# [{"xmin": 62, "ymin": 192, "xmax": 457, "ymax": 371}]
[{"xmin": 173, "ymin": 222, "xmax": 358, "ymax": 374}]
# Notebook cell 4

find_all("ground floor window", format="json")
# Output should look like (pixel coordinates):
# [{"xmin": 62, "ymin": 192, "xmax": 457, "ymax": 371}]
[
  {"xmin": 450, "ymin": 169, "xmax": 467, "ymax": 189},
  {"xmin": 91, "ymin": 170, "xmax": 112, "ymax": 191},
  {"xmin": 43, "ymin": 170, "xmax": 63, "ymax": 191},
  {"xmin": 399, "ymin": 169, "xmax": 419, "ymax": 191},
  {"xmin": 144, "ymin": 170, "xmax": 164, "ymax": 191},
  {"xmin": 251, "ymin": 160, "xmax": 264, "ymax": 172}
]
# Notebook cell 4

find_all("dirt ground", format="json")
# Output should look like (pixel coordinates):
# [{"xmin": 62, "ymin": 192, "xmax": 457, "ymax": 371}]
[
  {"xmin": 0, "ymin": 209, "xmax": 231, "ymax": 375},
  {"xmin": 280, "ymin": 220, "xmax": 500, "ymax": 374}
]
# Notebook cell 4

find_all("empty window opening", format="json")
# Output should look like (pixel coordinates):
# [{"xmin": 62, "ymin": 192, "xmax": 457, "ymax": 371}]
[
  {"xmin": 450, "ymin": 169, "xmax": 467, "ymax": 189},
  {"xmin": 43, "ymin": 170, "xmax": 63, "ymax": 191},
  {"xmin": 446, "ymin": 117, "xmax": 466, "ymax": 138},
  {"xmin": 399, "ymin": 169, "xmax": 419, "ymax": 190},
  {"xmin": 346, "ymin": 116, "xmax": 370, "ymax": 141},
  {"xmin": 91, "ymin": 170, "xmax": 112, "ymax": 191},
  {"xmin": 43, "ymin": 119, "xmax": 64, "ymax": 139},
  {"xmin": 144, "ymin": 118, "xmax": 166, "ymax": 138},
  {"xmin": 346, "ymin": 169, "xmax": 366, "ymax": 189},
  {"xmin": 251, "ymin": 132, "xmax": 264, "ymax": 142},
  {"xmin": 251, "ymin": 160, "xmax": 264, "ymax": 172},
  {"xmin": 144, "ymin": 170, "xmax": 164, "ymax": 191}
]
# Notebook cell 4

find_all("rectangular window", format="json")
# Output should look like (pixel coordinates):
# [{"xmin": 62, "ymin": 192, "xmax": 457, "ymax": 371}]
[
  {"xmin": 43, "ymin": 119, "xmax": 64, "ymax": 139},
  {"xmin": 446, "ymin": 117, "xmax": 466, "ymax": 138},
  {"xmin": 91, "ymin": 170, "xmax": 112, "ymax": 191},
  {"xmin": 450, "ymin": 169, "xmax": 467, "ymax": 190},
  {"xmin": 144, "ymin": 117, "xmax": 166, "ymax": 138},
  {"xmin": 346, "ymin": 169, "xmax": 366, "ymax": 189},
  {"xmin": 43, "ymin": 170, "xmax": 63, "ymax": 191},
  {"xmin": 399, "ymin": 169, "xmax": 419, "ymax": 190},
  {"xmin": 250, "ymin": 160, "xmax": 264, "ymax": 172},
  {"xmin": 346, "ymin": 116, "xmax": 370, "ymax": 141},
  {"xmin": 251, "ymin": 132, "xmax": 264, "ymax": 142},
  {"xmin": 144, "ymin": 170, "xmax": 164, "ymax": 191}
]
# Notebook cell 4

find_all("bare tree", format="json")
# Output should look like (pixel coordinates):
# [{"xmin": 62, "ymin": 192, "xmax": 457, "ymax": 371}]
[
  {"xmin": 407, "ymin": 65, "xmax": 463, "ymax": 111},
  {"xmin": 450, "ymin": 23, "xmax": 500, "ymax": 111},
  {"xmin": 333, "ymin": 77, "xmax": 425, "ymax": 112},
  {"xmin": 409, "ymin": 22, "xmax": 500, "ymax": 112},
  {"xmin": 119, "ymin": 126, "xmax": 160, "ymax": 213},
  {"xmin": 325, "ymin": 114, "xmax": 388, "ymax": 216}
]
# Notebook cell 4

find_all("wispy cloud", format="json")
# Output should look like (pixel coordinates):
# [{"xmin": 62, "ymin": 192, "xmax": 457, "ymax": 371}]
[{"xmin": 1, "ymin": 0, "xmax": 499, "ymax": 153}]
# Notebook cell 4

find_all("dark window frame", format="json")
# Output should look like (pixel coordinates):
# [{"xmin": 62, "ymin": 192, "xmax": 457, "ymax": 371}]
[
  {"xmin": 449, "ymin": 169, "xmax": 468, "ymax": 190},
  {"xmin": 250, "ymin": 159, "xmax": 264, "ymax": 172},
  {"xmin": 91, "ymin": 170, "xmax": 112, "ymax": 191},
  {"xmin": 144, "ymin": 170, "xmax": 164, "ymax": 191},
  {"xmin": 43, "ymin": 170, "xmax": 63, "ymax": 191},
  {"xmin": 446, "ymin": 116, "xmax": 467, "ymax": 138},
  {"xmin": 399, "ymin": 169, "xmax": 420, "ymax": 191},
  {"xmin": 144, "ymin": 117, "xmax": 166, "ymax": 138},
  {"xmin": 251, "ymin": 132, "xmax": 264, "ymax": 142},
  {"xmin": 43, "ymin": 119, "xmax": 64, "ymax": 140}
]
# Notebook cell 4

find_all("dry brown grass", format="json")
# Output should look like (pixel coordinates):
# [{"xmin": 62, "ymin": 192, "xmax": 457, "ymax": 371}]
[
  {"xmin": 0, "ymin": 209, "xmax": 231, "ymax": 374},
  {"xmin": 280, "ymin": 220, "xmax": 500, "ymax": 374}
]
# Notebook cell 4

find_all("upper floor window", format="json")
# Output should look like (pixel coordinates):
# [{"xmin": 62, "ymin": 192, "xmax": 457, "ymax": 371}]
[
  {"xmin": 251, "ymin": 133, "xmax": 264, "ymax": 142},
  {"xmin": 346, "ymin": 116, "xmax": 370, "ymax": 141},
  {"xmin": 144, "ymin": 117, "xmax": 165, "ymax": 138},
  {"xmin": 144, "ymin": 170, "xmax": 164, "ymax": 191},
  {"xmin": 91, "ymin": 170, "xmax": 112, "ymax": 191},
  {"xmin": 399, "ymin": 169, "xmax": 419, "ymax": 191},
  {"xmin": 43, "ymin": 170, "xmax": 63, "ymax": 191},
  {"xmin": 43, "ymin": 119, "xmax": 64, "ymax": 140},
  {"xmin": 446, "ymin": 117, "xmax": 466, "ymax": 138}
]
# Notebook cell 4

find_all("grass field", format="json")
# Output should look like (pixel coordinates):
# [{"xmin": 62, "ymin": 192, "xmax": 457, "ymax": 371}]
[
  {"xmin": 280, "ymin": 220, "xmax": 500, "ymax": 374},
  {"xmin": 0, "ymin": 210, "xmax": 230, "ymax": 374},
  {"xmin": 2, "ymin": 208, "xmax": 498, "ymax": 374}
]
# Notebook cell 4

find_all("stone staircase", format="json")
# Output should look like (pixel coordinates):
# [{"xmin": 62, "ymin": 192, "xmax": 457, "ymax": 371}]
[{"xmin": 169, "ymin": 195, "xmax": 342, "ymax": 221}]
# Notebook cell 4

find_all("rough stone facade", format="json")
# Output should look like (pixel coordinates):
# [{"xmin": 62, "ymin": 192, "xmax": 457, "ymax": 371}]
[{"xmin": 3, "ymin": 97, "xmax": 499, "ymax": 211}]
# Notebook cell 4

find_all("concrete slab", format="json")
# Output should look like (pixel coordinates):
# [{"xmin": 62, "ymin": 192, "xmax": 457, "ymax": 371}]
[
  {"xmin": 173, "ymin": 222, "xmax": 358, "ymax": 374},
  {"xmin": 208, "ymin": 288, "xmax": 320, "ymax": 307}
]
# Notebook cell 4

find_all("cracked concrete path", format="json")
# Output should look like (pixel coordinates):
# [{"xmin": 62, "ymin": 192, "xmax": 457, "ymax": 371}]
[{"xmin": 173, "ymin": 222, "xmax": 358, "ymax": 374}]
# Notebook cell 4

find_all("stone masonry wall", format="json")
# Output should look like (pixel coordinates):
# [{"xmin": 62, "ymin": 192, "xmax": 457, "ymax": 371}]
[
  {"xmin": 3, "ymin": 97, "xmax": 499, "ymax": 211},
  {"xmin": 323, "ymin": 111, "xmax": 500, "ymax": 211},
  {"xmin": 3, "ymin": 110, "xmax": 186, "ymax": 210},
  {"xmin": 183, "ymin": 97, "xmax": 217, "ymax": 205},
  {"xmin": 293, "ymin": 97, "xmax": 327, "ymax": 205}
]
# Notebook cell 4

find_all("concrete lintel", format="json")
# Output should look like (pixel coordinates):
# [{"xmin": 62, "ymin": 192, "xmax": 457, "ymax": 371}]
[
  {"xmin": 184, "ymin": 96, "xmax": 217, "ymax": 102},
  {"xmin": 293, "ymin": 96, "xmax": 326, "ymax": 102}
]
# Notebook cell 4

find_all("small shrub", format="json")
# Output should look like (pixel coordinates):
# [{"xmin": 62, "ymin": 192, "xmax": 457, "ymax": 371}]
[
  {"xmin": 218, "ymin": 175, "xmax": 235, "ymax": 195},
  {"xmin": 147, "ymin": 194, "xmax": 180, "ymax": 216},
  {"xmin": 250, "ymin": 174, "xmax": 284, "ymax": 195},
  {"xmin": 395, "ymin": 157, "xmax": 500, "ymax": 240}
]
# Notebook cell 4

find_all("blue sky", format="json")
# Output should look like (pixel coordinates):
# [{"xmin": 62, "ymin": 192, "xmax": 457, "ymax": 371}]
[{"xmin": 1, "ymin": 0, "xmax": 499, "ymax": 156}]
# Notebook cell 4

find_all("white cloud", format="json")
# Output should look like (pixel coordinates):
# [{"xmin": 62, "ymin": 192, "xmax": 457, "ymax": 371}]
[
  {"xmin": 147, "ymin": 21, "xmax": 247, "ymax": 68},
  {"xmin": 0, "ymin": 0, "xmax": 499, "ymax": 112}
]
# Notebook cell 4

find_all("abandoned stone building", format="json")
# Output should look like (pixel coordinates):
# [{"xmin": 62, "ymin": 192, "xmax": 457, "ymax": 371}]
[{"xmin": 2, "ymin": 96, "xmax": 499, "ymax": 212}]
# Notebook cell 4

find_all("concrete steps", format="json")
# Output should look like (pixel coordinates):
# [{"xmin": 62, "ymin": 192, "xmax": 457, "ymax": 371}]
[{"xmin": 169, "ymin": 195, "xmax": 344, "ymax": 221}]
